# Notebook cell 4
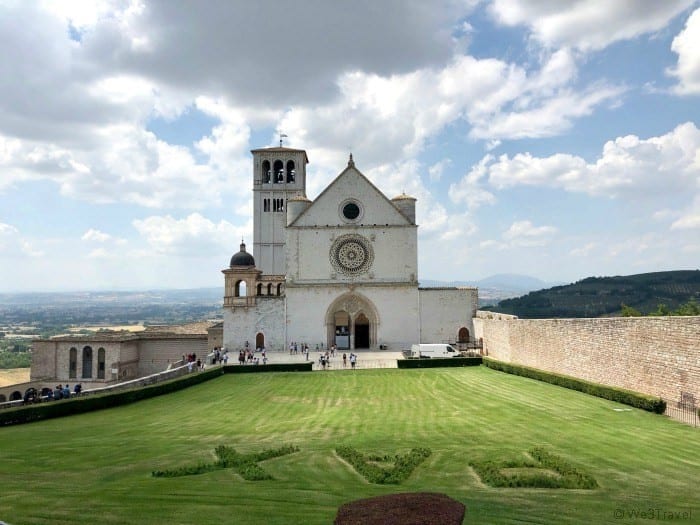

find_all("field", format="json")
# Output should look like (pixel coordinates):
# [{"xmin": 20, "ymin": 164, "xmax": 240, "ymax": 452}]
[
  {"xmin": 1, "ymin": 367, "xmax": 698, "ymax": 524},
  {"xmin": 0, "ymin": 368, "xmax": 29, "ymax": 387}
]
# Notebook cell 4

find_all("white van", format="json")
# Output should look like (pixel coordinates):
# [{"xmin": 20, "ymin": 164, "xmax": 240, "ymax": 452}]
[{"xmin": 409, "ymin": 343, "xmax": 459, "ymax": 358}]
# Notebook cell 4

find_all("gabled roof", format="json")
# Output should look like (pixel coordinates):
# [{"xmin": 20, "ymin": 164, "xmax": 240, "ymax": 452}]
[{"xmin": 288, "ymin": 155, "xmax": 413, "ymax": 227}]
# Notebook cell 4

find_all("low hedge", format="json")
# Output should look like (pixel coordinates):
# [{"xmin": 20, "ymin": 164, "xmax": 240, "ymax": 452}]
[
  {"xmin": 483, "ymin": 358, "xmax": 666, "ymax": 414},
  {"xmin": 0, "ymin": 367, "xmax": 224, "ymax": 426},
  {"xmin": 397, "ymin": 357, "xmax": 482, "ymax": 369},
  {"xmin": 1, "ymin": 363, "xmax": 314, "ymax": 426},
  {"xmin": 223, "ymin": 363, "xmax": 313, "ymax": 373}
]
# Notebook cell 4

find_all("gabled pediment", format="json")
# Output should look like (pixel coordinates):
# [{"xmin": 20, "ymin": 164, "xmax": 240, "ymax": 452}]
[{"xmin": 290, "ymin": 160, "xmax": 412, "ymax": 227}]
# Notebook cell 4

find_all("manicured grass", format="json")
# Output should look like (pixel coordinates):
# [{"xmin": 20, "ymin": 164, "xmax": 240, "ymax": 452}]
[{"xmin": 1, "ymin": 367, "xmax": 699, "ymax": 524}]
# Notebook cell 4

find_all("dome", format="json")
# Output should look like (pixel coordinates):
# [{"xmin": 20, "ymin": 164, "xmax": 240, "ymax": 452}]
[
  {"xmin": 392, "ymin": 192, "xmax": 416, "ymax": 201},
  {"xmin": 230, "ymin": 240, "xmax": 255, "ymax": 267}
]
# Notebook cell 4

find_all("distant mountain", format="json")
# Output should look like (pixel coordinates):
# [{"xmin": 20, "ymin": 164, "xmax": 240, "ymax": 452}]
[
  {"xmin": 420, "ymin": 273, "xmax": 561, "ymax": 306},
  {"xmin": 483, "ymin": 270, "xmax": 700, "ymax": 318},
  {"xmin": 0, "ymin": 287, "xmax": 222, "ymax": 306}
]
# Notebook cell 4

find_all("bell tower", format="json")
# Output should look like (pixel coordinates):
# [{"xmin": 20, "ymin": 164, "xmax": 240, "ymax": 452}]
[{"xmin": 251, "ymin": 145, "xmax": 309, "ymax": 275}]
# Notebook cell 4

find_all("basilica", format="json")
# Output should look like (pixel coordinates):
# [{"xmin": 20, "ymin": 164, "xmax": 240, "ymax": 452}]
[{"xmin": 222, "ymin": 146, "xmax": 477, "ymax": 352}]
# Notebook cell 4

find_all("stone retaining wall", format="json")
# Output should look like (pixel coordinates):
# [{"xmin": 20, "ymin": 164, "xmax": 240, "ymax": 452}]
[{"xmin": 474, "ymin": 314, "xmax": 700, "ymax": 403}]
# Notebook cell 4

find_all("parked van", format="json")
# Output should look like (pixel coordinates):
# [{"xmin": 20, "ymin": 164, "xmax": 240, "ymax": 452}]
[{"xmin": 409, "ymin": 343, "xmax": 459, "ymax": 358}]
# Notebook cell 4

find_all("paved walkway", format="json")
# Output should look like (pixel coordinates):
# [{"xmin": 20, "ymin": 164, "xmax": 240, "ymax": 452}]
[{"xmin": 225, "ymin": 349, "xmax": 405, "ymax": 371}]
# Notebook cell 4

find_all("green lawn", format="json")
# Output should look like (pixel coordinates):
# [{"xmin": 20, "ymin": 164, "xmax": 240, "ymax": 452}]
[{"xmin": 1, "ymin": 367, "xmax": 698, "ymax": 524}]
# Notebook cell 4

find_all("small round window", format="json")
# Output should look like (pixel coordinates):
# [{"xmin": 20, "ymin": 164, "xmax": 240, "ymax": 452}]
[{"xmin": 342, "ymin": 202, "xmax": 360, "ymax": 220}]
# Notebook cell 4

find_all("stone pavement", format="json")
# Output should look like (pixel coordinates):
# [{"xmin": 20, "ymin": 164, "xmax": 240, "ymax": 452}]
[{"xmin": 224, "ymin": 349, "xmax": 405, "ymax": 371}]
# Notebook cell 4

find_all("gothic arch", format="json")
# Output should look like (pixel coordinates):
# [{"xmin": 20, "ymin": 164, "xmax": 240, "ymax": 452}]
[{"xmin": 324, "ymin": 292, "xmax": 380, "ymax": 350}]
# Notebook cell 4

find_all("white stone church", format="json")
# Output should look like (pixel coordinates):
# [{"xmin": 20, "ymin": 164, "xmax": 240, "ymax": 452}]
[{"xmin": 222, "ymin": 146, "xmax": 478, "ymax": 352}]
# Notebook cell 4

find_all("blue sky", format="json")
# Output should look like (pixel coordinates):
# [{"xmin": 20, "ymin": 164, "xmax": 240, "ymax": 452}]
[{"xmin": 0, "ymin": 0, "xmax": 698, "ymax": 292}]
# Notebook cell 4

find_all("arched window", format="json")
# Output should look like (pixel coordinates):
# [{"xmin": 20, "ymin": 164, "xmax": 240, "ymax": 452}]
[
  {"xmin": 82, "ymin": 346, "xmax": 93, "ymax": 378},
  {"xmin": 69, "ymin": 347, "xmax": 77, "ymax": 378},
  {"xmin": 235, "ymin": 280, "xmax": 247, "ymax": 297},
  {"xmin": 277, "ymin": 283, "xmax": 282, "ymax": 296},
  {"xmin": 273, "ymin": 160, "xmax": 284, "ymax": 183},
  {"xmin": 98, "ymin": 348, "xmax": 106, "ymax": 379},
  {"xmin": 458, "ymin": 327, "xmax": 470, "ymax": 343},
  {"xmin": 257, "ymin": 283, "xmax": 263, "ymax": 296},
  {"xmin": 286, "ymin": 160, "xmax": 296, "ymax": 183},
  {"xmin": 262, "ymin": 160, "xmax": 271, "ymax": 183},
  {"xmin": 267, "ymin": 283, "xmax": 272, "ymax": 295}
]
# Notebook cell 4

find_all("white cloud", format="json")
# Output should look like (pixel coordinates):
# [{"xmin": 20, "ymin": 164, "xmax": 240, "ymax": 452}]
[
  {"xmin": 489, "ymin": 0, "xmax": 696, "ymax": 51},
  {"xmin": 81, "ymin": 228, "xmax": 127, "ymax": 244},
  {"xmin": 132, "ymin": 213, "xmax": 249, "ymax": 256},
  {"xmin": 0, "ymin": 223, "xmax": 43, "ymax": 257},
  {"xmin": 449, "ymin": 154, "xmax": 497, "ymax": 210},
  {"xmin": 502, "ymin": 220, "xmax": 557, "ymax": 246},
  {"xmin": 671, "ymin": 196, "xmax": 700, "ymax": 229},
  {"xmin": 477, "ymin": 122, "xmax": 700, "ymax": 199},
  {"xmin": 669, "ymin": 8, "xmax": 700, "ymax": 95}
]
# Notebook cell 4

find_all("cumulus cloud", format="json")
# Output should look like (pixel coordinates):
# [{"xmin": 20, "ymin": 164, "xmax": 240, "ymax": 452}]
[
  {"xmin": 81, "ymin": 228, "xmax": 127, "ymax": 244},
  {"xmin": 488, "ymin": 0, "xmax": 695, "ymax": 51},
  {"xmin": 448, "ymin": 155, "xmax": 497, "ymax": 210},
  {"xmin": 132, "ymin": 213, "xmax": 249, "ymax": 256},
  {"xmin": 473, "ymin": 122, "xmax": 700, "ymax": 199},
  {"xmin": 669, "ymin": 8, "xmax": 700, "ymax": 95},
  {"xmin": 502, "ymin": 220, "xmax": 557, "ymax": 246}
]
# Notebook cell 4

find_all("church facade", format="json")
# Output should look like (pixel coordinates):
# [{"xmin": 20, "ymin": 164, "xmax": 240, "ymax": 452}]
[{"xmin": 222, "ymin": 146, "xmax": 478, "ymax": 352}]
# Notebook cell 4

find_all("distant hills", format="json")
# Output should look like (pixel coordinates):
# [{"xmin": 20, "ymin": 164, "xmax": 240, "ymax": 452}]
[
  {"xmin": 482, "ymin": 270, "xmax": 700, "ymax": 318},
  {"xmin": 421, "ymin": 273, "xmax": 561, "ymax": 305}
]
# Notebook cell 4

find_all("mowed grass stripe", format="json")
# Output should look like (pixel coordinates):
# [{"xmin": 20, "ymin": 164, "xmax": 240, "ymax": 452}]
[{"xmin": 1, "ymin": 366, "xmax": 698, "ymax": 525}]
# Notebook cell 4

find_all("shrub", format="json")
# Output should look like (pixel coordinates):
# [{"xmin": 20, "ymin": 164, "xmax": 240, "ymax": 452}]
[
  {"xmin": 470, "ymin": 447, "xmax": 597, "ymax": 489},
  {"xmin": 335, "ymin": 446, "xmax": 431, "ymax": 484},
  {"xmin": 397, "ymin": 357, "xmax": 482, "ymax": 369},
  {"xmin": 153, "ymin": 444, "xmax": 299, "ymax": 480},
  {"xmin": 482, "ymin": 358, "xmax": 666, "ymax": 414}
]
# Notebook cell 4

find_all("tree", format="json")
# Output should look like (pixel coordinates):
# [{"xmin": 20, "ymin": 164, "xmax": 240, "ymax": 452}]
[{"xmin": 620, "ymin": 304, "xmax": 642, "ymax": 317}]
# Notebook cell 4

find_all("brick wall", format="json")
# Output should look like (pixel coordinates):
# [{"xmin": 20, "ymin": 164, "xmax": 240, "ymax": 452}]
[{"xmin": 474, "ymin": 313, "xmax": 700, "ymax": 403}]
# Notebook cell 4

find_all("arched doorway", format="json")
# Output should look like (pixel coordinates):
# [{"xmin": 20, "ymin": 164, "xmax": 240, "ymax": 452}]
[
  {"xmin": 355, "ymin": 313, "xmax": 370, "ymax": 348},
  {"xmin": 325, "ymin": 293, "xmax": 379, "ymax": 350},
  {"xmin": 458, "ymin": 327, "xmax": 470, "ymax": 343},
  {"xmin": 255, "ymin": 332, "xmax": 265, "ymax": 351},
  {"xmin": 82, "ymin": 346, "xmax": 93, "ymax": 378},
  {"xmin": 10, "ymin": 391, "xmax": 21, "ymax": 401}
]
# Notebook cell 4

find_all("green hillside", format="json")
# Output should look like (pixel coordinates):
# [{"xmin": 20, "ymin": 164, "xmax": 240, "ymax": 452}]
[{"xmin": 485, "ymin": 270, "xmax": 700, "ymax": 318}]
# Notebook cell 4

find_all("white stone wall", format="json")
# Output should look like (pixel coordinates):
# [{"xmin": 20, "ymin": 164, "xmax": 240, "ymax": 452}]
[
  {"xmin": 287, "ymin": 226, "xmax": 417, "ymax": 284},
  {"xmin": 222, "ymin": 297, "xmax": 286, "ymax": 352},
  {"xmin": 285, "ymin": 284, "xmax": 420, "ymax": 350},
  {"xmin": 419, "ymin": 288, "xmax": 478, "ymax": 343},
  {"xmin": 292, "ymin": 167, "xmax": 410, "ymax": 229}
]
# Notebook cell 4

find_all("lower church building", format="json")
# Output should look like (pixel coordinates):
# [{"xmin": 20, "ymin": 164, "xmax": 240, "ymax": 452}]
[{"xmin": 222, "ymin": 146, "xmax": 477, "ymax": 352}]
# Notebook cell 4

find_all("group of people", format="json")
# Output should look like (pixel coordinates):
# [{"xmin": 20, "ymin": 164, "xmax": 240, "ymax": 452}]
[
  {"xmin": 49, "ymin": 383, "xmax": 81, "ymax": 400},
  {"xmin": 318, "ymin": 348, "xmax": 356, "ymax": 370},
  {"xmin": 211, "ymin": 347, "xmax": 228, "ymax": 365},
  {"xmin": 238, "ymin": 348, "xmax": 266, "ymax": 365},
  {"xmin": 184, "ymin": 353, "xmax": 203, "ymax": 372}
]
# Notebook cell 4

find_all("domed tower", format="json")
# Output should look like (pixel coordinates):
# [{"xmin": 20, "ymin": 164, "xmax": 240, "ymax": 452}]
[
  {"xmin": 222, "ymin": 240, "xmax": 261, "ymax": 307},
  {"xmin": 391, "ymin": 192, "xmax": 417, "ymax": 224}
]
